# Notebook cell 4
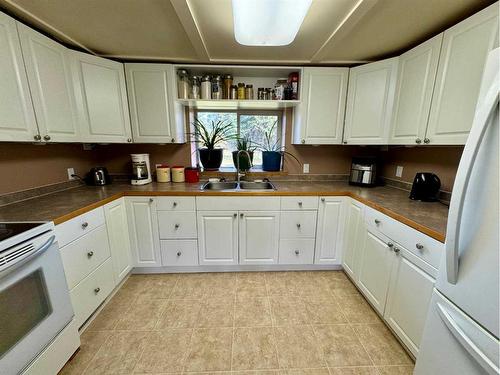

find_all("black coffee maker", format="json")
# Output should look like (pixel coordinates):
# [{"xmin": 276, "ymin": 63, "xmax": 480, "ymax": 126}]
[{"xmin": 409, "ymin": 173, "xmax": 441, "ymax": 201}]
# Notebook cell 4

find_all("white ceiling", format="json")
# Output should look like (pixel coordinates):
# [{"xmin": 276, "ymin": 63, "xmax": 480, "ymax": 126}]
[{"xmin": 0, "ymin": 0, "xmax": 495, "ymax": 65}]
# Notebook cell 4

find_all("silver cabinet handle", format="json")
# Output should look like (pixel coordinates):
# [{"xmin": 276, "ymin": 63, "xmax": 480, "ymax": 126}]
[
  {"xmin": 294, "ymin": 250, "xmax": 300, "ymax": 255},
  {"xmin": 174, "ymin": 224, "xmax": 180, "ymax": 229},
  {"xmin": 149, "ymin": 198, "xmax": 154, "ymax": 203},
  {"xmin": 127, "ymin": 138, "xmax": 132, "ymax": 143},
  {"xmin": 34, "ymin": 134, "xmax": 41, "ymax": 141},
  {"xmin": 424, "ymin": 138, "xmax": 430, "ymax": 144},
  {"xmin": 374, "ymin": 219, "xmax": 381, "ymax": 225},
  {"xmin": 81, "ymin": 222, "xmax": 89, "ymax": 229},
  {"xmin": 94, "ymin": 287, "xmax": 100, "ymax": 294},
  {"xmin": 298, "ymin": 202, "xmax": 303, "ymax": 207},
  {"xmin": 296, "ymin": 223, "xmax": 301, "ymax": 229},
  {"xmin": 387, "ymin": 242, "xmax": 394, "ymax": 248},
  {"xmin": 176, "ymin": 251, "xmax": 182, "ymax": 257},
  {"xmin": 173, "ymin": 202, "xmax": 177, "ymax": 207},
  {"xmin": 415, "ymin": 138, "xmax": 422, "ymax": 144},
  {"xmin": 321, "ymin": 198, "xmax": 325, "ymax": 202},
  {"xmin": 301, "ymin": 139, "xmax": 305, "ymax": 144},
  {"xmin": 43, "ymin": 134, "xmax": 51, "ymax": 141},
  {"xmin": 240, "ymin": 213, "xmax": 244, "ymax": 218},
  {"xmin": 87, "ymin": 251, "xmax": 94, "ymax": 258},
  {"xmin": 171, "ymin": 138, "xmax": 175, "ymax": 143},
  {"xmin": 416, "ymin": 243, "xmax": 424, "ymax": 250},
  {"xmin": 343, "ymin": 141, "xmax": 347, "ymax": 144},
  {"xmin": 394, "ymin": 247, "xmax": 401, "ymax": 254},
  {"xmin": 233, "ymin": 213, "xmax": 237, "ymax": 218}
]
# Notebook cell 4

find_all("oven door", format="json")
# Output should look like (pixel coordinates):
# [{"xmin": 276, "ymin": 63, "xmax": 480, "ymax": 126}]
[{"xmin": 0, "ymin": 232, "xmax": 74, "ymax": 375}]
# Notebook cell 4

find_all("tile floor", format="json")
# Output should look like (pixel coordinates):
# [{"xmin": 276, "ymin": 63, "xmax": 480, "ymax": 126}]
[{"xmin": 61, "ymin": 271, "xmax": 414, "ymax": 375}]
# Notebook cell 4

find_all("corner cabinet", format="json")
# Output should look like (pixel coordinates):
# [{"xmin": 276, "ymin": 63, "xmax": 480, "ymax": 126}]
[
  {"xmin": 125, "ymin": 197, "xmax": 162, "ymax": 267},
  {"xmin": 125, "ymin": 63, "xmax": 185, "ymax": 143},
  {"xmin": 314, "ymin": 197, "xmax": 345, "ymax": 265},
  {"xmin": 71, "ymin": 51, "xmax": 132, "ymax": 143},
  {"xmin": 197, "ymin": 211, "xmax": 239, "ymax": 265},
  {"xmin": 343, "ymin": 57, "xmax": 399, "ymax": 145},
  {"xmin": 341, "ymin": 199, "xmax": 365, "ymax": 278},
  {"xmin": 293, "ymin": 67, "xmax": 348, "ymax": 145}
]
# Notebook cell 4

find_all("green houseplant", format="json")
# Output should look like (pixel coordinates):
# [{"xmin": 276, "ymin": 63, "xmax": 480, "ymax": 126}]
[
  {"xmin": 259, "ymin": 122, "xmax": 300, "ymax": 171},
  {"xmin": 232, "ymin": 136, "xmax": 257, "ymax": 171},
  {"xmin": 191, "ymin": 119, "xmax": 236, "ymax": 170}
]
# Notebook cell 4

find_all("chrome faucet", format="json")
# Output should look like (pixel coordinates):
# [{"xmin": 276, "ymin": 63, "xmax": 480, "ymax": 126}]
[{"xmin": 236, "ymin": 150, "xmax": 252, "ymax": 183}]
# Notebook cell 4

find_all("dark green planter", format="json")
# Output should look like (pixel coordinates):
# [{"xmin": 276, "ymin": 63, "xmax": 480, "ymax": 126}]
[
  {"xmin": 232, "ymin": 151, "xmax": 254, "ymax": 171},
  {"xmin": 262, "ymin": 151, "xmax": 282, "ymax": 171},
  {"xmin": 198, "ymin": 148, "xmax": 223, "ymax": 171}
]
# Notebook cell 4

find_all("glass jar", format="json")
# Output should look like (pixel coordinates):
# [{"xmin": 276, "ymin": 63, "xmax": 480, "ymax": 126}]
[
  {"xmin": 237, "ymin": 83, "xmax": 246, "ymax": 100},
  {"xmin": 257, "ymin": 88, "xmax": 265, "ymax": 100},
  {"xmin": 230, "ymin": 85, "xmax": 238, "ymax": 99},
  {"xmin": 191, "ymin": 76, "xmax": 201, "ymax": 99},
  {"xmin": 212, "ymin": 75, "xmax": 223, "ymax": 99},
  {"xmin": 177, "ymin": 69, "xmax": 190, "ymax": 99},
  {"xmin": 201, "ymin": 75, "xmax": 211, "ymax": 99},
  {"xmin": 245, "ymin": 84, "xmax": 254, "ymax": 100},
  {"xmin": 274, "ymin": 79, "xmax": 288, "ymax": 100},
  {"xmin": 223, "ymin": 74, "xmax": 233, "ymax": 99}
]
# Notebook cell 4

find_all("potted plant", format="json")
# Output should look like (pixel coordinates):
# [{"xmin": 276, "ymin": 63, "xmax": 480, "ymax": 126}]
[
  {"xmin": 232, "ymin": 136, "xmax": 256, "ymax": 171},
  {"xmin": 191, "ymin": 118, "xmax": 236, "ymax": 170},
  {"xmin": 259, "ymin": 122, "xmax": 300, "ymax": 171}
]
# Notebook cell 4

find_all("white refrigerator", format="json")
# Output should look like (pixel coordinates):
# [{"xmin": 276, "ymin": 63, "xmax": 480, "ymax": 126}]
[{"xmin": 415, "ymin": 49, "xmax": 499, "ymax": 374}]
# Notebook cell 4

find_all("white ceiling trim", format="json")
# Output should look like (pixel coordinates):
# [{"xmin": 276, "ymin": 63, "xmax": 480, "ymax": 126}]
[{"xmin": 99, "ymin": 54, "xmax": 201, "ymax": 63}]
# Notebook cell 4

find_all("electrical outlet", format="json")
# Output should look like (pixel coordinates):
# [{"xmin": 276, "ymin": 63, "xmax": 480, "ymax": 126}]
[
  {"xmin": 303, "ymin": 163, "xmax": 310, "ymax": 174},
  {"xmin": 395, "ymin": 166, "xmax": 403, "ymax": 178},
  {"xmin": 67, "ymin": 168, "xmax": 75, "ymax": 180}
]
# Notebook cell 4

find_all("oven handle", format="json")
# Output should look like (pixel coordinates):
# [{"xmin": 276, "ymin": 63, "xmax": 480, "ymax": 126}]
[{"xmin": 0, "ymin": 235, "xmax": 55, "ymax": 279}]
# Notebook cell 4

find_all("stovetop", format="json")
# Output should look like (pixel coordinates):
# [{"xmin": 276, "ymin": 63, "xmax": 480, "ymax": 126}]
[{"xmin": 0, "ymin": 222, "xmax": 46, "ymax": 242}]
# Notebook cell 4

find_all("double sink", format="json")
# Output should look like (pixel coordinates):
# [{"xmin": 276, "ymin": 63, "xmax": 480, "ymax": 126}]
[{"xmin": 201, "ymin": 181, "xmax": 276, "ymax": 191}]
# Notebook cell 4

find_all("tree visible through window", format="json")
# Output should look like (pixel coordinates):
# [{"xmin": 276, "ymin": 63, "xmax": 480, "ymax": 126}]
[{"xmin": 195, "ymin": 110, "xmax": 282, "ymax": 168}]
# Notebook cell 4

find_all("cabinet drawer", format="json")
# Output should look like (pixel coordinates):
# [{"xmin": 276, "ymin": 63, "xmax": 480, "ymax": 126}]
[
  {"xmin": 279, "ymin": 239, "xmax": 315, "ymax": 264},
  {"xmin": 56, "ymin": 207, "xmax": 105, "ymax": 247},
  {"xmin": 157, "ymin": 211, "xmax": 197, "ymax": 239},
  {"xmin": 70, "ymin": 258, "xmax": 114, "ymax": 328},
  {"xmin": 280, "ymin": 211, "xmax": 318, "ymax": 238},
  {"xmin": 196, "ymin": 196, "xmax": 281, "ymax": 211},
  {"xmin": 161, "ymin": 240, "xmax": 198, "ymax": 266},
  {"xmin": 281, "ymin": 196, "xmax": 319, "ymax": 210},
  {"xmin": 60, "ymin": 225, "xmax": 111, "ymax": 289},
  {"xmin": 156, "ymin": 197, "xmax": 196, "ymax": 211}
]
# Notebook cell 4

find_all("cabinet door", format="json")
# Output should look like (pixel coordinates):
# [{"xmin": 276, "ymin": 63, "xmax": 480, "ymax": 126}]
[
  {"xmin": 0, "ymin": 12, "xmax": 38, "ymax": 142},
  {"xmin": 314, "ymin": 197, "xmax": 344, "ymax": 265},
  {"xmin": 343, "ymin": 57, "xmax": 399, "ymax": 145},
  {"xmin": 426, "ymin": 3, "xmax": 498, "ymax": 145},
  {"xmin": 356, "ymin": 228, "xmax": 394, "ymax": 314},
  {"xmin": 17, "ymin": 23, "xmax": 79, "ymax": 142},
  {"xmin": 342, "ymin": 199, "xmax": 365, "ymax": 278},
  {"xmin": 125, "ymin": 63, "xmax": 180, "ymax": 143},
  {"xmin": 239, "ymin": 211, "xmax": 279, "ymax": 265},
  {"xmin": 104, "ymin": 198, "xmax": 133, "ymax": 284},
  {"xmin": 125, "ymin": 197, "xmax": 161, "ymax": 267},
  {"xmin": 71, "ymin": 51, "xmax": 132, "ymax": 143},
  {"xmin": 197, "ymin": 211, "xmax": 238, "ymax": 265},
  {"xmin": 384, "ymin": 246, "xmax": 436, "ymax": 357},
  {"xmin": 389, "ymin": 34, "xmax": 442, "ymax": 145},
  {"xmin": 294, "ymin": 67, "xmax": 348, "ymax": 144}
]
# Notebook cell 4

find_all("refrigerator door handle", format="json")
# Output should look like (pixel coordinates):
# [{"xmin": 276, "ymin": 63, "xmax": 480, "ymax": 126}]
[
  {"xmin": 445, "ymin": 66, "xmax": 499, "ymax": 284},
  {"xmin": 436, "ymin": 302, "xmax": 499, "ymax": 375}
]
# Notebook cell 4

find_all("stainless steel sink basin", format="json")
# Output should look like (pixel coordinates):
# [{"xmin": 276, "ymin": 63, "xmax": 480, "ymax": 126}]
[
  {"xmin": 201, "ymin": 181, "xmax": 238, "ymax": 190},
  {"xmin": 201, "ymin": 181, "xmax": 276, "ymax": 191},
  {"xmin": 239, "ymin": 181, "xmax": 275, "ymax": 190}
]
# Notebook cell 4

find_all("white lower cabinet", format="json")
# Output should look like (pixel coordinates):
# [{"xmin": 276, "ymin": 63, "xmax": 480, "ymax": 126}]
[
  {"xmin": 197, "ymin": 211, "xmax": 239, "ymax": 265},
  {"xmin": 342, "ymin": 199, "xmax": 365, "ymax": 278},
  {"xmin": 279, "ymin": 239, "xmax": 315, "ymax": 264},
  {"xmin": 161, "ymin": 240, "xmax": 198, "ymax": 266},
  {"xmin": 126, "ymin": 197, "xmax": 162, "ymax": 267},
  {"xmin": 314, "ymin": 197, "xmax": 344, "ymax": 265},
  {"xmin": 239, "ymin": 211, "xmax": 280, "ymax": 265}
]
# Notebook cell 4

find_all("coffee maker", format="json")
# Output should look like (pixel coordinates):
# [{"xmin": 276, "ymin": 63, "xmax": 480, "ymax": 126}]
[{"xmin": 131, "ymin": 154, "xmax": 152, "ymax": 185}]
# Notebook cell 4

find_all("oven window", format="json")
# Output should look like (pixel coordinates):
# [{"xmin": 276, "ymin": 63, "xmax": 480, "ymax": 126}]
[{"xmin": 0, "ymin": 269, "xmax": 52, "ymax": 358}]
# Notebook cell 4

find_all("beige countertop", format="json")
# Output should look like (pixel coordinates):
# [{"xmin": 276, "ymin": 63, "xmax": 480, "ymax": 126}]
[{"xmin": 0, "ymin": 181, "xmax": 449, "ymax": 242}]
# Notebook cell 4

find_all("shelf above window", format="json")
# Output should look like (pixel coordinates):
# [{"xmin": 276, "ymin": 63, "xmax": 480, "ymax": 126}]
[{"xmin": 176, "ymin": 99, "xmax": 300, "ymax": 110}]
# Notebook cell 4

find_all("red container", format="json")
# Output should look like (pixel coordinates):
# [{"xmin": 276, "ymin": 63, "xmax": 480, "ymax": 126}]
[{"xmin": 185, "ymin": 167, "xmax": 200, "ymax": 183}]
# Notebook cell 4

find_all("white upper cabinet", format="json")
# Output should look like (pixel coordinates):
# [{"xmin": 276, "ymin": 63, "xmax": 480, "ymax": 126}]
[
  {"xmin": 389, "ymin": 34, "xmax": 443, "ymax": 145},
  {"xmin": 239, "ymin": 211, "xmax": 280, "ymax": 265},
  {"xmin": 0, "ymin": 12, "xmax": 38, "ymax": 142},
  {"xmin": 426, "ymin": 3, "xmax": 499, "ymax": 145},
  {"xmin": 125, "ymin": 63, "xmax": 184, "ymax": 143},
  {"xmin": 293, "ymin": 67, "xmax": 348, "ymax": 144},
  {"xmin": 343, "ymin": 57, "xmax": 399, "ymax": 145},
  {"xmin": 71, "ymin": 51, "xmax": 132, "ymax": 143},
  {"xmin": 17, "ymin": 23, "xmax": 80, "ymax": 142},
  {"xmin": 314, "ymin": 197, "xmax": 344, "ymax": 265}
]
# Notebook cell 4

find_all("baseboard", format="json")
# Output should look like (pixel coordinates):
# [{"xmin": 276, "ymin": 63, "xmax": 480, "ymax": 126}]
[{"xmin": 132, "ymin": 264, "xmax": 343, "ymax": 274}]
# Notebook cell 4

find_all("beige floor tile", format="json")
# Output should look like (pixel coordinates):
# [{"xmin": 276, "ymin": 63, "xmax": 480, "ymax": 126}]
[
  {"xmin": 237, "ymin": 273, "xmax": 268, "ymax": 297},
  {"xmin": 196, "ymin": 297, "xmax": 235, "ymax": 328},
  {"xmin": 133, "ymin": 329, "xmax": 192, "ymax": 373},
  {"xmin": 297, "ymin": 279, "xmax": 335, "ymax": 299},
  {"xmin": 206, "ymin": 273, "xmax": 238, "ymax": 297},
  {"xmin": 156, "ymin": 299, "xmax": 203, "ymax": 329},
  {"xmin": 60, "ymin": 330, "xmax": 112, "ymax": 375},
  {"xmin": 114, "ymin": 297, "xmax": 167, "ymax": 330},
  {"xmin": 140, "ymin": 274, "xmax": 179, "ymax": 299},
  {"xmin": 279, "ymin": 369, "xmax": 330, "ymax": 374},
  {"xmin": 270, "ymin": 297, "xmax": 309, "ymax": 326},
  {"xmin": 265, "ymin": 272, "xmax": 301, "ymax": 296},
  {"xmin": 232, "ymin": 327, "xmax": 279, "ymax": 370},
  {"xmin": 170, "ymin": 276, "xmax": 210, "ymax": 299},
  {"xmin": 83, "ymin": 330, "xmax": 150, "ymax": 374},
  {"xmin": 232, "ymin": 371, "xmax": 280, "ymax": 374},
  {"xmin": 328, "ymin": 367, "xmax": 379, "ymax": 375},
  {"xmin": 326, "ymin": 278, "xmax": 359, "ymax": 297},
  {"xmin": 336, "ymin": 294, "xmax": 381, "ymax": 324},
  {"xmin": 313, "ymin": 325, "xmax": 372, "ymax": 367},
  {"xmin": 184, "ymin": 327, "xmax": 233, "ymax": 372},
  {"xmin": 376, "ymin": 365, "xmax": 414, "ymax": 375},
  {"xmin": 353, "ymin": 324, "xmax": 412, "ymax": 366},
  {"xmin": 303, "ymin": 298, "xmax": 347, "ymax": 324},
  {"xmin": 235, "ymin": 296, "xmax": 273, "ymax": 327},
  {"xmin": 274, "ymin": 326, "xmax": 325, "ymax": 369}
]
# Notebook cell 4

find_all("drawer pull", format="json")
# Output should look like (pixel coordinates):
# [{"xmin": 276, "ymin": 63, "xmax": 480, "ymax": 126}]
[
  {"xmin": 233, "ymin": 213, "xmax": 237, "ymax": 218},
  {"xmin": 394, "ymin": 247, "xmax": 401, "ymax": 254},
  {"xmin": 374, "ymin": 219, "xmax": 381, "ymax": 225},
  {"xmin": 240, "ymin": 213, "xmax": 244, "ymax": 218},
  {"xmin": 173, "ymin": 202, "xmax": 177, "ymax": 207},
  {"xmin": 174, "ymin": 224, "xmax": 180, "ymax": 229},
  {"xmin": 294, "ymin": 250, "xmax": 300, "ymax": 255},
  {"xmin": 296, "ymin": 223, "xmax": 301, "ymax": 229},
  {"xmin": 87, "ymin": 251, "xmax": 94, "ymax": 258},
  {"xmin": 149, "ymin": 198, "xmax": 154, "ymax": 203},
  {"xmin": 321, "ymin": 198, "xmax": 325, "ymax": 202},
  {"xmin": 298, "ymin": 202, "xmax": 303, "ymax": 207},
  {"xmin": 81, "ymin": 222, "xmax": 89, "ymax": 229},
  {"xmin": 416, "ymin": 243, "xmax": 424, "ymax": 250},
  {"xmin": 94, "ymin": 287, "xmax": 101, "ymax": 294},
  {"xmin": 176, "ymin": 251, "xmax": 182, "ymax": 257},
  {"xmin": 387, "ymin": 242, "xmax": 394, "ymax": 248}
]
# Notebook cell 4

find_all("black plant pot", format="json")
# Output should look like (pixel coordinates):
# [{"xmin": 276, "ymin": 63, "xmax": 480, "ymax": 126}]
[
  {"xmin": 198, "ymin": 148, "xmax": 224, "ymax": 171},
  {"xmin": 262, "ymin": 151, "xmax": 283, "ymax": 171},
  {"xmin": 232, "ymin": 151, "xmax": 254, "ymax": 171}
]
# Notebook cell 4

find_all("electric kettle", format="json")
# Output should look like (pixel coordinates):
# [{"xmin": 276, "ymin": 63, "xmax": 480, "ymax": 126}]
[{"xmin": 409, "ymin": 173, "xmax": 441, "ymax": 201}]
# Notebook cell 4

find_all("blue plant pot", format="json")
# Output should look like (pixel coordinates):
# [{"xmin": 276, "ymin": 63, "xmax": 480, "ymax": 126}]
[{"xmin": 262, "ymin": 151, "xmax": 282, "ymax": 171}]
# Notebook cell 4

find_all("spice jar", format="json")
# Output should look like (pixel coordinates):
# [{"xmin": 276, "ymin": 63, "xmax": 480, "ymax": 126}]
[
  {"xmin": 156, "ymin": 165, "xmax": 170, "ymax": 183},
  {"xmin": 177, "ymin": 69, "xmax": 190, "ymax": 99},
  {"xmin": 223, "ymin": 74, "xmax": 233, "ymax": 99},
  {"xmin": 257, "ymin": 88, "xmax": 265, "ymax": 100},
  {"xmin": 201, "ymin": 75, "xmax": 211, "ymax": 99},
  {"xmin": 191, "ymin": 76, "xmax": 201, "ymax": 99},
  {"xmin": 237, "ymin": 83, "xmax": 246, "ymax": 99},
  {"xmin": 245, "ymin": 84, "xmax": 254, "ymax": 100},
  {"xmin": 211, "ymin": 75, "xmax": 223, "ymax": 99},
  {"xmin": 230, "ymin": 85, "xmax": 238, "ymax": 99},
  {"xmin": 171, "ymin": 166, "xmax": 185, "ymax": 183}
]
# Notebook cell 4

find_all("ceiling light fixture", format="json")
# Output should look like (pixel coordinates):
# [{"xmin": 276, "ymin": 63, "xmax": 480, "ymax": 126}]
[{"xmin": 232, "ymin": 0, "xmax": 312, "ymax": 46}]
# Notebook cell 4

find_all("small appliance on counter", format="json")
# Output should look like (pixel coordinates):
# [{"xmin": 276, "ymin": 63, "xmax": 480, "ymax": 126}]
[
  {"xmin": 84, "ymin": 166, "xmax": 111, "ymax": 186},
  {"xmin": 131, "ymin": 153, "xmax": 152, "ymax": 185},
  {"xmin": 409, "ymin": 172, "xmax": 441, "ymax": 201},
  {"xmin": 349, "ymin": 157, "xmax": 377, "ymax": 187}
]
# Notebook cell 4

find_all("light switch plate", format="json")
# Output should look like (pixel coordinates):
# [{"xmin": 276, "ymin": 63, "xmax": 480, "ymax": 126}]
[
  {"xmin": 303, "ymin": 164, "xmax": 310, "ymax": 173},
  {"xmin": 67, "ymin": 168, "xmax": 75, "ymax": 180},
  {"xmin": 396, "ymin": 166, "xmax": 403, "ymax": 178}
]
